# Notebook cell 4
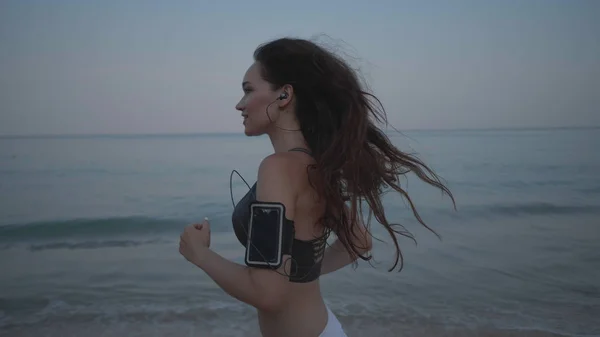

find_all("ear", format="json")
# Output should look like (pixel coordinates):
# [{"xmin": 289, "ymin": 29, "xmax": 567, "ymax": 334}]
[{"xmin": 278, "ymin": 84, "xmax": 294, "ymax": 109}]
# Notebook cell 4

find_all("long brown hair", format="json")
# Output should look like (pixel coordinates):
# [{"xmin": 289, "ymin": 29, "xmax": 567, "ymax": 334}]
[{"xmin": 254, "ymin": 37, "xmax": 456, "ymax": 272}]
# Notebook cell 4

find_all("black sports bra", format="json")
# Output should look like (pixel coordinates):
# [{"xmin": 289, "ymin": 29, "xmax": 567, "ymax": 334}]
[{"xmin": 231, "ymin": 148, "xmax": 328, "ymax": 283}]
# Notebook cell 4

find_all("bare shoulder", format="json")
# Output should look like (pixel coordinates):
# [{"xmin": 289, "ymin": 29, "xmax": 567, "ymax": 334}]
[
  {"xmin": 258, "ymin": 152, "xmax": 295, "ymax": 176},
  {"xmin": 258, "ymin": 152, "xmax": 310, "ymax": 180}
]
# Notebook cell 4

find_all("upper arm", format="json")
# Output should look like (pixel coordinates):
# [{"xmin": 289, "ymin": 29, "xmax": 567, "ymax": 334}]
[{"xmin": 247, "ymin": 154, "xmax": 297, "ymax": 310}]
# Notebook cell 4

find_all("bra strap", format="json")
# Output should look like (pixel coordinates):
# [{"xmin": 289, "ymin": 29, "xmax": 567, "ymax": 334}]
[{"xmin": 288, "ymin": 147, "xmax": 312, "ymax": 156}]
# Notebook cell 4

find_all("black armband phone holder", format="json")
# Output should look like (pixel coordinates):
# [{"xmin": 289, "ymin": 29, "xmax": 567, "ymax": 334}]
[{"xmin": 244, "ymin": 201, "xmax": 295, "ymax": 269}]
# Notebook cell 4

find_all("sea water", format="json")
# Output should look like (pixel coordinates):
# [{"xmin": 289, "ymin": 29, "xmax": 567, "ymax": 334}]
[{"xmin": 1, "ymin": 128, "xmax": 598, "ymax": 336}]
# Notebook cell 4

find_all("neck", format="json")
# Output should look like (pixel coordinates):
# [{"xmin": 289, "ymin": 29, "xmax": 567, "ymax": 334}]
[{"xmin": 267, "ymin": 127, "xmax": 308, "ymax": 154}]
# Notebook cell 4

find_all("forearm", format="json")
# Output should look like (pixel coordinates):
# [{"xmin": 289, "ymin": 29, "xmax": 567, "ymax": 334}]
[
  {"xmin": 321, "ymin": 239, "xmax": 370, "ymax": 275},
  {"xmin": 193, "ymin": 247, "xmax": 269, "ymax": 310}
]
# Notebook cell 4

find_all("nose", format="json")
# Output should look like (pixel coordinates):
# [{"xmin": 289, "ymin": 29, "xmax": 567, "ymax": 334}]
[{"xmin": 235, "ymin": 98, "xmax": 244, "ymax": 112}]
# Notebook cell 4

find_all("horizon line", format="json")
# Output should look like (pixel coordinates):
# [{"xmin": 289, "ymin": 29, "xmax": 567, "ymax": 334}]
[{"xmin": 1, "ymin": 125, "xmax": 598, "ymax": 139}]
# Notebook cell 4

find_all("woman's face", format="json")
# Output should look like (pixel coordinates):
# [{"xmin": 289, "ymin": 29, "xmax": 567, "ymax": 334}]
[{"xmin": 235, "ymin": 62, "xmax": 279, "ymax": 136}]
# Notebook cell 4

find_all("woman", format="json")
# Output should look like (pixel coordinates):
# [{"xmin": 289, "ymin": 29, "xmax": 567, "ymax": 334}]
[{"xmin": 179, "ymin": 37, "xmax": 455, "ymax": 337}]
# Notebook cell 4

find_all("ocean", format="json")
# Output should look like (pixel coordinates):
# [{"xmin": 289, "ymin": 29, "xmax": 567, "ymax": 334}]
[{"xmin": 0, "ymin": 128, "xmax": 598, "ymax": 337}]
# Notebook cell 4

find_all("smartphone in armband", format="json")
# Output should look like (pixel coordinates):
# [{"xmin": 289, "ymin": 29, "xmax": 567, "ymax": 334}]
[{"xmin": 245, "ymin": 202, "xmax": 286, "ymax": 268}]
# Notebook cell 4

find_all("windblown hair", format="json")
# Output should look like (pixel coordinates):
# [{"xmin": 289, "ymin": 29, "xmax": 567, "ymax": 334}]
[{"xmin": 254, "ymin": 37, "xmax": 456, "ymax": 271}]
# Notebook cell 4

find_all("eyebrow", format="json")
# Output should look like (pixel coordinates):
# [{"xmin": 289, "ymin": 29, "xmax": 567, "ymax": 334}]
[{"xmin": 242, "ymin": 81, "xmax": 250, "ymax": 87}]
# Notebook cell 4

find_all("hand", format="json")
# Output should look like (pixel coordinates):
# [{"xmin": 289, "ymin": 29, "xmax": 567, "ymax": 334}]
[{"xmin": 179, "ymin": 217, "xmax": 211, "ymax": 265}]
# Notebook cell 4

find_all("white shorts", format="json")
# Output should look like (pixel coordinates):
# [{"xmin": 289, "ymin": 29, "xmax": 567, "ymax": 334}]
[{"xmin": 319, "ymin": 306, "xmax": 347, "ymax": 337}]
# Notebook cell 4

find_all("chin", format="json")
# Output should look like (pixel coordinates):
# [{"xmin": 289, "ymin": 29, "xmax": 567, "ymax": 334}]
[
  {"xmin": 243, "ymin": 126, "xmax": 261, "ymax": 137},
  {"xmin": 243, "ymin": 124, "xmax": 266, "ymax": 137}
]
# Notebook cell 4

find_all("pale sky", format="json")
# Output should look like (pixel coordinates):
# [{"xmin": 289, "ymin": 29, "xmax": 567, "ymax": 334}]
[{"xmin": 1, "ymin": 0, "xmax": 599, "ymax": 135}]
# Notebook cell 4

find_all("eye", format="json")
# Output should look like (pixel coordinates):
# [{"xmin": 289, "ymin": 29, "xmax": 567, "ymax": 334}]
[{"xmin": 243, "ymin": 87, "xmax": 253, "ymax": 94}]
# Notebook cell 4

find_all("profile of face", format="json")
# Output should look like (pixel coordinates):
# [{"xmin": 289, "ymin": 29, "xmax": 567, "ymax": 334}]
[{"xmin": 235, "ymin": 62, "xmax": 284, "ymax": 136}]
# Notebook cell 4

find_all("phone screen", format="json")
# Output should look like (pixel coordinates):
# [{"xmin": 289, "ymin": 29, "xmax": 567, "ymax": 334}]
[{"xmin": 248, "ymin": 205, "xmax": 282, "ymax": 265}]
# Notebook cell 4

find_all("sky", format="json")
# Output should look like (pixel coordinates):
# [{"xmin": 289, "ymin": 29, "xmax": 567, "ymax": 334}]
[{"xmin": 1, "ymin": 0, "xmax": 599, "ymax": 135}]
